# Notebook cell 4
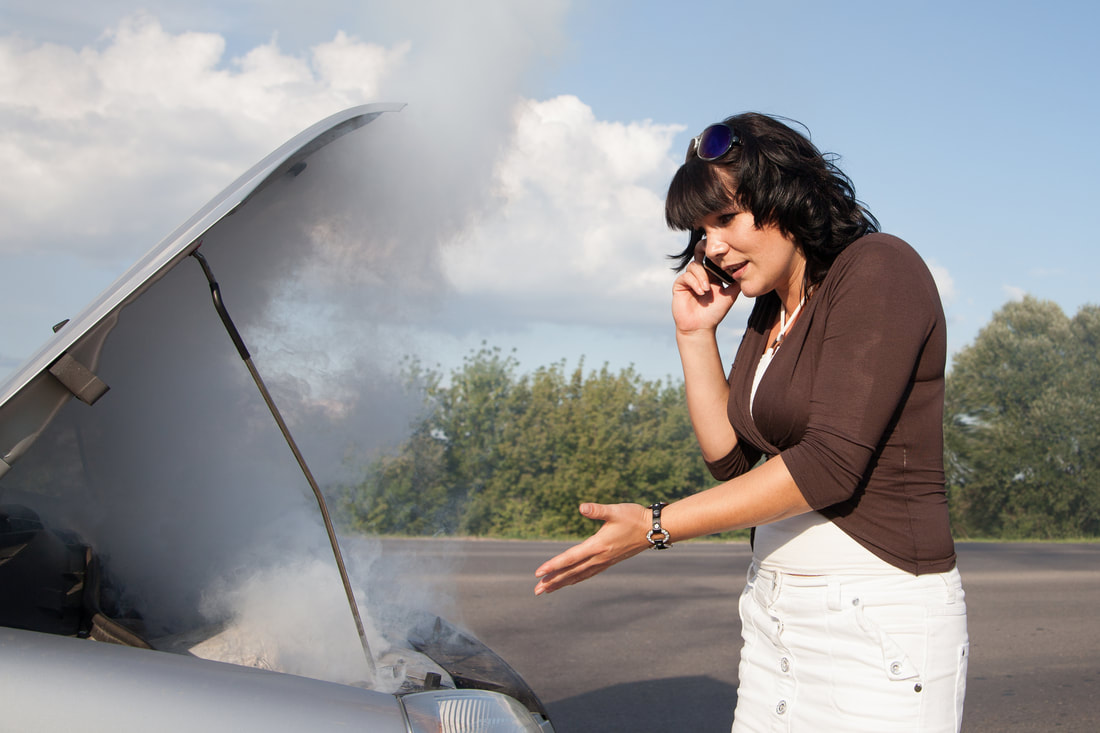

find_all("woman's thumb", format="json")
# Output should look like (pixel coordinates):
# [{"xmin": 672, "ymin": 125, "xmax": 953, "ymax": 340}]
[{"xmin": 579, "ymin": 502, "xmax": 605, "ymax": 519}]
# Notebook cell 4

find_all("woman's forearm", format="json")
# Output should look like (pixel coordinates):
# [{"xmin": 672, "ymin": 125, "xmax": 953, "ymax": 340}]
[
  {"xmin": 532, "ymin": 456, "xmax": 813, "ymax": 596},
  {"xmin": 662, "ymin": 455, "xmax": 812, "ymax": 542},
  {"xmin": 676, "ymin": 328, "xmax": 738, "ymax": 461}
]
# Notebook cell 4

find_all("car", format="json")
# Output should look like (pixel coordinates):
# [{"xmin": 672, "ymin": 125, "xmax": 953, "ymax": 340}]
[{"xmin": 0, "ymin": 104, "xmax": 555, "ymax": 733}]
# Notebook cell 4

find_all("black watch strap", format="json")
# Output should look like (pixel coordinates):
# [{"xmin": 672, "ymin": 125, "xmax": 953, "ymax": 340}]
[{"xmin": 646, "ymin": 502, "xmax": 672, "ymax": 550}]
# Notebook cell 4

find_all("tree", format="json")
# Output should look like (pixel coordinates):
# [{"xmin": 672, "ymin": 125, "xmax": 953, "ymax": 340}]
[
  {"xmin": 945, "ymin": 297, "xmax": 1100, "ymax": 538},
  {"xmin": 341, "ymin": 346, "xmax": 715, "ymax": 538}
]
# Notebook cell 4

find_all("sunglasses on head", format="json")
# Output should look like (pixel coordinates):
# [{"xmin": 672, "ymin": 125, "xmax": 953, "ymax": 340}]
[{"xmin": 689, "ymin": 123, "xmax": 742, "ymax": 161}]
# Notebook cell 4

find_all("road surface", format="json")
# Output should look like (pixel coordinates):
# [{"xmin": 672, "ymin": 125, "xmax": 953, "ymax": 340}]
[{"xmin": 378, "ymin": 539, "xmax": 1100, "ymax": 732}]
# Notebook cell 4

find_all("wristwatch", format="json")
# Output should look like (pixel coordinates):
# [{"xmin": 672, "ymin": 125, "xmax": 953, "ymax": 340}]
[{"xmin": 646, "ymin": 502, "xmax": 673, "ymax": 550}]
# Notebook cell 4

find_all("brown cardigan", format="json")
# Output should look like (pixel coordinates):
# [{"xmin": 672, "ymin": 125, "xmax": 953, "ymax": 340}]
[{"xmin": 705, "ymin": 233, "xmax": 956, "ymax": 574}]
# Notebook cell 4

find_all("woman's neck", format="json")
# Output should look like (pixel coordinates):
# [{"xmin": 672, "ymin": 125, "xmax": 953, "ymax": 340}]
[
  {"xmin": 775, "ymin": 283, "xmax": 806, "ymax": 317},
  {"xmin": 776, "ymin": 254, "xmax": 808, "ymax": 315}
]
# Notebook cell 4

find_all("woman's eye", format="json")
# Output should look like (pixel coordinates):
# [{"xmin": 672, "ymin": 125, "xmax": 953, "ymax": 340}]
[{"xmin": 718, "ymin": 213, "xmax": 736, "ymax": 226}]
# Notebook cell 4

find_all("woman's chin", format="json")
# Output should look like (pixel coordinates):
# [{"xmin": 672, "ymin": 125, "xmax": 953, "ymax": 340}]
[{"xmin": 737, "ymin": 282, "xmax": 764, "ymax": 299}]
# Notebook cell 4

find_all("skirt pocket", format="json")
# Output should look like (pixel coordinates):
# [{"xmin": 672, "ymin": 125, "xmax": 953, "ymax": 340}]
[{"xmin": 827, "ymin": 599, "xmax": 926, "ymax": 723}]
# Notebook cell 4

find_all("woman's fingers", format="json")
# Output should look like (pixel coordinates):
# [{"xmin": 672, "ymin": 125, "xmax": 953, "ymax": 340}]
[
  {"xmin": 535, "ymin": 559, "xmax": 608, "ymax": 595},
  {"xmin": 534, "ymin": 545, "xmax": 640, "ymax": 595},
  {"xmin": 534, "ymin": 536, "xmax": 599, "ymax": 580},
  {"xmin": 672, "ymin": 271, "xmax": 738, "ymax": 335},
  {"xmin": 534, "ymin": 503, "xmax": 650, "ymax": 595},
  {"xmin": 679, "ymin": 262, "xmax": 713, "ymax": 296}
]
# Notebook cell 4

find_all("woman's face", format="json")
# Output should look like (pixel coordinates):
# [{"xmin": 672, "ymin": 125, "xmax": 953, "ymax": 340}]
[{"xmin": 698, "ymin": 207, "xmax": 806, "ymax": 302}]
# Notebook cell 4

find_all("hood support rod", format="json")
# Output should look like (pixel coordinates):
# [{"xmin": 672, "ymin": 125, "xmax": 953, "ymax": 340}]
[{"xmin": 190, "ymin": 248, "xmax": 377, "ymax": 683}]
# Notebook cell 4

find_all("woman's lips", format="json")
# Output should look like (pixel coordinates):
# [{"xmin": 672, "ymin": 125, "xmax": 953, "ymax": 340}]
[{"xmin": 727, "ymin": 261, "xmax": 748, "ymax": 279}]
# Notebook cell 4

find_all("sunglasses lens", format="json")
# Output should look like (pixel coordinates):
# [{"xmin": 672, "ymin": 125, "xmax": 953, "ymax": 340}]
[{"xmin": 697, "ymin": 124, "xmax": 736, "ymax": 160}]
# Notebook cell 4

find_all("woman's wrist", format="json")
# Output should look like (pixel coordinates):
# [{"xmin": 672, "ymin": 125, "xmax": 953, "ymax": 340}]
[
  {"xmin": 645, "ymin": 502, "xmax": 673, "ymax": 549},
  {"xmin": 634, "ymin": 503, "xmax": 655, "ymax": 548},
  {"xmin": 675, "ymin": 325, "xmax": 719, "ymax": 344}
]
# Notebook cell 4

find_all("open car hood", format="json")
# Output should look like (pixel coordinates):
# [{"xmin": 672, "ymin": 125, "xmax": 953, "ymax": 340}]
[
  {"xmin": 0, "ymin": 104, "xmax": 554, "ymax": 731},
  {"xmin": 0, "ymin": 103, "xmax": 404, "ymax": 476},
  {"xmin": 0, "ymin": 104, "xmax": 556, "ymax": 730}
]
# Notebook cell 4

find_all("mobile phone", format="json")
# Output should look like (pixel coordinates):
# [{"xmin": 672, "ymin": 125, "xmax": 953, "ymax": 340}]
[{"xmin": 702, "ymin": 255, "xmax": 733, "ymax": 287}]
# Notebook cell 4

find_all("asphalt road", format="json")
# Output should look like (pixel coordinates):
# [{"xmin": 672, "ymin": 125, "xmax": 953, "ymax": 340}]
[{"xmin": 379, "ymin": 539, "xmax": 1100, "ymax": 733}]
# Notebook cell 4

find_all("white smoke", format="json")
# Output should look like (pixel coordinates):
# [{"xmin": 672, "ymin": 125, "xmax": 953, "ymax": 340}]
[
  {"xmin": 1, "ymin": 4, "xmax": 691, "ymax": 372},
  {"xmin": 0, "ymin": 1, "xmax": 693, "ymax": 693},
  {"xmin": 194, "ymin": 558, "xmax": 375, "ymax": 683}
]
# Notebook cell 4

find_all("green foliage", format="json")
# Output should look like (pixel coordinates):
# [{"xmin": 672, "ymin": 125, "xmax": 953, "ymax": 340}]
[
  {"xmin": 342, "ymin": 295, "xmax": 1100, "ymax": 541},
  {"xmin": 342, "ymin": 345, "xmax": 714, "ymax": 538},
  {"xmin": 945, "ymin": 297, "xmax": 1100, "ymax": 538}
]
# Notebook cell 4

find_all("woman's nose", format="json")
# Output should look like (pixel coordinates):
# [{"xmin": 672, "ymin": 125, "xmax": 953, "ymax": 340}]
[{"xmin": 703, "ymin": 233, "xmax": 728, "ymax": 257}]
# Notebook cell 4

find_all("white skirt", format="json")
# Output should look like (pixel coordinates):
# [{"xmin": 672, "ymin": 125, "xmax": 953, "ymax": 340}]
[{"xmin": 732, "ymin": 517, "xmax": 969, "ymax": 732}]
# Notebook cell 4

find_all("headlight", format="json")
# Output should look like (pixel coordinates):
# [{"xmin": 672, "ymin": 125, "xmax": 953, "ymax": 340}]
[{"xmin": 401, "ymin": 689, "xmax": 549, "ymax": 733}]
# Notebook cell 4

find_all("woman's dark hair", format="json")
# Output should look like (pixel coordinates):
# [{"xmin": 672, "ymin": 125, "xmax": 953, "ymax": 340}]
[{"xmin": 665, "ymin": 112, "xmax": 879, "ymax": 289}]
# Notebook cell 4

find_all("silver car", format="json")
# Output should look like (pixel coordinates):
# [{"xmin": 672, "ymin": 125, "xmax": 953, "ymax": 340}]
[{"xmin": 0, "ymin": 104, "xmax": 555, "ymax": 733}]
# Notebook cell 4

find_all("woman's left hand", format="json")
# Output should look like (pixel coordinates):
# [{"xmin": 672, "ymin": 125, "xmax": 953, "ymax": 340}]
[{"xmin": 534, "ymin": 502, "xmax": 652, "ymax": 595}]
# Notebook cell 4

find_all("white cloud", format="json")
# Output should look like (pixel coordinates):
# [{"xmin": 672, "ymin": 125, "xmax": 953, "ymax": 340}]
[
  {"xmin": 0, "ymin": 14, "xmax": 408, "ymax": 257},
  {"xmin": 313, "ymin": 31, "xmax": 410, "ymax": 96},
  {"xmin": 1003, "ymin": 284, "xmax": 1027, "ymax": 302},
  {"xmin": 926, "ymin": 260, "xmax": 956, "ymax": 305},
  {"xmin": 441, "ymin": 95, "xmax": 687, "ymax": 327},
  {"xmin": 1, "ymin": 5, "xmax": 685, "ymax": 375}
]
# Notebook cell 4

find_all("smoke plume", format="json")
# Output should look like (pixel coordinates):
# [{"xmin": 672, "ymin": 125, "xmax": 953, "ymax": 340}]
[{"xmin": 1, "ymin": 1, "xmax": 574, "ymax": 688}]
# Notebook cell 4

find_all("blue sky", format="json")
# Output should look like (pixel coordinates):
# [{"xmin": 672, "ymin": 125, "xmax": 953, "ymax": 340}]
[{"xmin": 2, "ymin": 0, "xmax": 1097, "ymax": 383}]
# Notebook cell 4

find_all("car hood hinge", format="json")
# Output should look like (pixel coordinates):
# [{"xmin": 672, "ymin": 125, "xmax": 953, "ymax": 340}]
[{"xmin": 47, "ymin": 353, "xmax": 109, "ymax": 406}]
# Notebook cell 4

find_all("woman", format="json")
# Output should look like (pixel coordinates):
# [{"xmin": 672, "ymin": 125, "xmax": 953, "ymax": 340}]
[{"xmin": 534, "ymin": 113, "xmax": 968, "ymax": 732}]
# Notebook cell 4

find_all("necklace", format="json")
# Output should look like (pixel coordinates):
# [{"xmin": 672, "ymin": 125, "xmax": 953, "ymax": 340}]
[{"xmin": 769, "ymin": 296, "xmax": 807, "ymax": 353}]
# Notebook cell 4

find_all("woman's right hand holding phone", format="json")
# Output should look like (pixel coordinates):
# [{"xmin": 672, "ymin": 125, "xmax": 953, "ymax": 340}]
[{"xmin": 672, "ymin": 254, "xmax": 740, "ymax": 336}]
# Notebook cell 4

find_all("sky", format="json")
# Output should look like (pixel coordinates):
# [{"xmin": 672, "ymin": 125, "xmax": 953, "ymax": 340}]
[{"xmin": 2, "ymin": 0, "xmax": 1098, "ymax": 384}]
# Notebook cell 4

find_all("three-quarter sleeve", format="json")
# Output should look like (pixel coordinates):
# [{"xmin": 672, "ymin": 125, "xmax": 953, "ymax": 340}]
[{"xmin": 704, "ymin": 442, "xmax": 763, "ymax": 481}]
